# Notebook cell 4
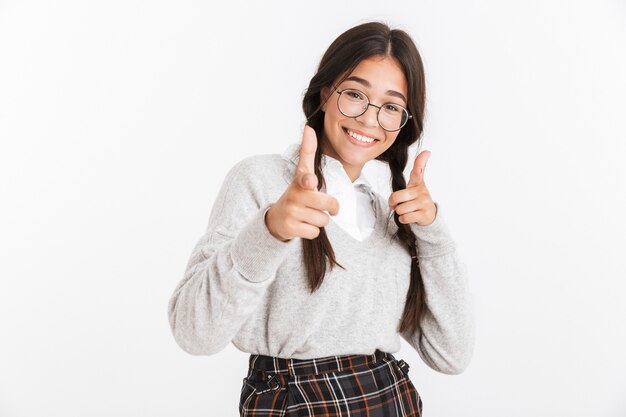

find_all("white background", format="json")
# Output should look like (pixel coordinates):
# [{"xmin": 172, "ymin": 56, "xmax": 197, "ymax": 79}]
[{"xmin": 1, "ymin": 1, "xmax": 625, "ymax": 416}]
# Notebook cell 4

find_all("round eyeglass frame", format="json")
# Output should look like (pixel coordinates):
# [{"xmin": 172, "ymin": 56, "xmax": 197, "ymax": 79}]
[{"xmin": 333, "ymin": 86, "xmax": 412, "ymax": 132}]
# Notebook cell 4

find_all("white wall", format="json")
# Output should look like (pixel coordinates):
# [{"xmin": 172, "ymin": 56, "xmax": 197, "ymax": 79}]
[{"xmin": 1, "ymin": 1, "xmax": 625, "ymax": 416}]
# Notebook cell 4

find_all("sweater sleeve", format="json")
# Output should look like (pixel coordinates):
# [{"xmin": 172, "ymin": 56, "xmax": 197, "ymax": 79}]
[
  {"xmin": 400, "ymin": 201, "xmax": 476, "ymax": 374},
  {"xmin": 167, "ymin": 158, "xmax": 298, "ymax": 356}
]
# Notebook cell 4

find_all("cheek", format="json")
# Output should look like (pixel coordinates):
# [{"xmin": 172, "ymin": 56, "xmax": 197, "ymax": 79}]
[
  {"xmin": 383, "ymin": 133, "xmax": 400, "ymax": 148},
  {"xmin": 322, "ymin": 117, "xmax": 343, "ymax": 145},
  {"xmin": 325, "ymin": 114, "xmax": 346, "ymax": 136},
  {"xmin": 329, "ymin": 103, "xmax": 349, "ymax": 122}
]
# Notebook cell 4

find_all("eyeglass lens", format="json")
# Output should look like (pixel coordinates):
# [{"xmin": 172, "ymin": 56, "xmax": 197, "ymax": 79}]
[{"xmin": 338, "ymin": 89, "xmax": 408, "ymax": 131}]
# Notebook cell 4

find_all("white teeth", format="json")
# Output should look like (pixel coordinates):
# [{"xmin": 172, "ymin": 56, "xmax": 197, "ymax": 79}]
[{"xmin": 347, "ymin": 129, "xmax": 375, "ymax": 143}]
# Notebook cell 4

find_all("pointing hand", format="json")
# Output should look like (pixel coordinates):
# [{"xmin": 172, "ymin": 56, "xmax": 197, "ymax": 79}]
[
  {"xmin": 388, "ymin": 150, "xmax": 437, "ymax": 226},
  {"xmin": 265, "ymin": 125, "xmax": 340, "ymax": 241}
]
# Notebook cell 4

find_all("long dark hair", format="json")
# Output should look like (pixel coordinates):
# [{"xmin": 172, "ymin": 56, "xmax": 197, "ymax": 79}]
[{"xmin": 301, "ymin": 21, "xmax": 427, "ymax": 336}]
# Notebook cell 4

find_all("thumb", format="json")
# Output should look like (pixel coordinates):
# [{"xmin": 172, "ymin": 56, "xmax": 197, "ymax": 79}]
[
  {"xmin": 407, "ymin": 150, "xmax": 430, "ymax": 187},
  {"xmin": 298, "ymin": 171, "xmax": 318, "ymax": 190},
  {"xmin": 296, "ymin": 124, "xmax": 317, "ymax": 175}
]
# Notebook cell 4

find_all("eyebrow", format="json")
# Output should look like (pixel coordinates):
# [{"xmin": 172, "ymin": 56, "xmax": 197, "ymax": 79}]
[{"xmin": 343, "ymin": 75, "xmax": 407, "ymax": 104}]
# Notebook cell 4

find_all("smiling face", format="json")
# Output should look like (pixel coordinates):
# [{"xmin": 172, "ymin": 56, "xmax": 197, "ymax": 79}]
[{"xmin": 320, "ymin": 55, "xmax": 408, "ymax": 182}]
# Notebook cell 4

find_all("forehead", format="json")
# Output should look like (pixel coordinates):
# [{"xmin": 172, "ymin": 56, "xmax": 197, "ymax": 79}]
[{"xmin": 344, "ymin": 56, "xmax": 407, "ymax": 97}]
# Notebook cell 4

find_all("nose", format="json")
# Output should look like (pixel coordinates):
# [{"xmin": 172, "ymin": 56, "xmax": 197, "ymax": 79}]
[{"xmin": 355, "ymin": 104, "xmax": 379, "ymax": 128}]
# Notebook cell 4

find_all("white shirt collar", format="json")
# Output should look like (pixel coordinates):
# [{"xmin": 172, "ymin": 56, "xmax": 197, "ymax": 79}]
[{"xmin": 281, "ymin": 143, "xmax": 374, "ymax": 194}]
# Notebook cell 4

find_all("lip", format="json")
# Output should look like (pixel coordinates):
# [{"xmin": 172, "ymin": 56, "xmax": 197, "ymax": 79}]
[{"xmin": 342, "ymin": 127, "xmax": 379, "ymax": 148}]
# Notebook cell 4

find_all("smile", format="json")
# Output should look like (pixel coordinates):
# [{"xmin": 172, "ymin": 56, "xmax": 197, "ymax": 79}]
[{"xmin": 343, "ymin": 128, "xmax": 379, "ymax": 147}]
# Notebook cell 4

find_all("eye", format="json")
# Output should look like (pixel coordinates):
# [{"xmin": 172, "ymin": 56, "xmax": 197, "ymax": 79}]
[
  {"xmin": 384, "ymin": 104, "xmax": 401, "ymax": 112},
  {"xmin": 346, "ymin": 90, "xmax": 364, "ymax": 100}
]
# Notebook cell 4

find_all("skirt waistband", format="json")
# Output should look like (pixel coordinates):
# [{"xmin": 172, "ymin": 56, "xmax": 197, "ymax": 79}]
[{"xmin": 248, "ymin": 349, "xmax": 399, "ymax": 378}]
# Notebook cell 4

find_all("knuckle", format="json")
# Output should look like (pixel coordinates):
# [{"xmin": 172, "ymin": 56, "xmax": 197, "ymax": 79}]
[
  {"xmin": 284, "ymin": 193, "xmax": 298, "ymax": 206},
  {"xmin": 284, "ymin": 205, "xmax": 296, "ymax": 219}
]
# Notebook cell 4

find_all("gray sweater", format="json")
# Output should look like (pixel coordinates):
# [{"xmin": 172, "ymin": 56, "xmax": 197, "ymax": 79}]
[{"xmin": 167, "ymin": 144, "xmax": 475, "ymax": 374}]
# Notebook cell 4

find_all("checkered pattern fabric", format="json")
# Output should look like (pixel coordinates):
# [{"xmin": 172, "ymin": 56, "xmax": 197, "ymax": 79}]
[{"xmin": 239, "ymin": 349, "xmax": 423, "ymax": 416}]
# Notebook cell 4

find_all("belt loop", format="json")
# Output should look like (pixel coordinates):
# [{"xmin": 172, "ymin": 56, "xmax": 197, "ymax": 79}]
[{"xmin": 397, "ymin": 359, "xmax": 410, "ymax": 376}]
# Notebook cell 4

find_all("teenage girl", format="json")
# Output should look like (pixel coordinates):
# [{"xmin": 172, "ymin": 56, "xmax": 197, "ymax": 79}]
[{"xmin": 168, "ymin": 21, "xmax": 475, "ymax": 417}]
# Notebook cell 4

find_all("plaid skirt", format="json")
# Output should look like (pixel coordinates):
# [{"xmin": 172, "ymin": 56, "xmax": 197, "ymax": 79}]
[{"xmin": 239, "ymin": 349, "xmax": 423, "ymax": 416}]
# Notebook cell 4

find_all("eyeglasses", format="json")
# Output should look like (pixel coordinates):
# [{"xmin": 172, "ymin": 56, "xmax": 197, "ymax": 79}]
[{"xmin": 333, "ymin": 85, "xmax": 412, "ymax": 132}]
